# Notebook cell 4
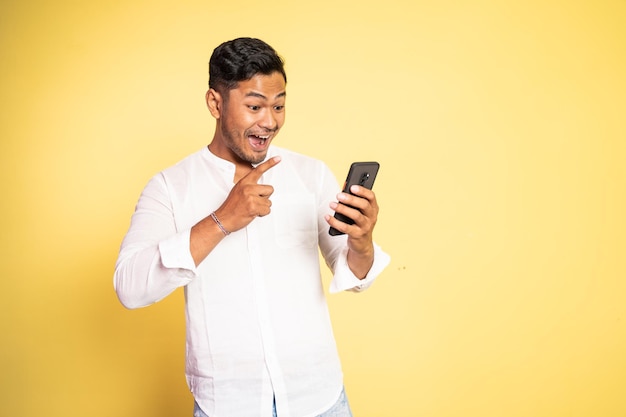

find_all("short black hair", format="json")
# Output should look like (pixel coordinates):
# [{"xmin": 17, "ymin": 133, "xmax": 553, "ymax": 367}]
[{"xmin": 208, "ymin": 37, "xmax": 286, "ymax": 93}]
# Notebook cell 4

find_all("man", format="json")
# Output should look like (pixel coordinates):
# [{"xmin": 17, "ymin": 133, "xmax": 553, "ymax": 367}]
[{"xmin": 114, "ymin": 37, "xmax": 390, "ymax": 417}]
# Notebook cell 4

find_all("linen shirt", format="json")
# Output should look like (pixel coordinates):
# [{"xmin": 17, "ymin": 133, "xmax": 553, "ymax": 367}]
[{"xmin": 114, "ymin": 146, "xmax": 390, "ymax": 417}]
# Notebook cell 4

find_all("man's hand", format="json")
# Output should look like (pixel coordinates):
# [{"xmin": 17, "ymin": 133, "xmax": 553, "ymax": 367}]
[
  {"xmin": 214, "ymin": 156, "xmax": 282, "ymax": 233},
  {"xmin": 190, "ymin": 156, "xmax": 281, "ymax": 266},
  {"xmin": 326, "ymin": 185, "xmax": 378, "ymax": 278}
]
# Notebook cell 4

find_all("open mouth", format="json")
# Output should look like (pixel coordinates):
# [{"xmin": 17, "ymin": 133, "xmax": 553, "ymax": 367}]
[{"xmin": 248, "ymin": 134, "xmax": 270, "ymax": 150}]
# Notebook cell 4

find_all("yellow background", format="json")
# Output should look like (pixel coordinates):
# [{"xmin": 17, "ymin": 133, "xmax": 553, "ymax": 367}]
[{"xmin": 1, "ymin": 0, "xmax": 625, "ymax": 416}]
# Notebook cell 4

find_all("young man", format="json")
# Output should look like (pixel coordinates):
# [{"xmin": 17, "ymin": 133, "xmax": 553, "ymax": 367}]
[{"xmin": 114, "ymin": 37, "xmax": 390, "ymax": 417}]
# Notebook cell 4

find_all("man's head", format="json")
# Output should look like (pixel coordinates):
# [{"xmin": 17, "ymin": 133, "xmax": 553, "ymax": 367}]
[
  {"xmin": 206, "ymin": 38, "xmax": 287, "ymax": 166},
  {"xmin": 209, "ymin": 37, "xmax": 286, "ymax": 94}
]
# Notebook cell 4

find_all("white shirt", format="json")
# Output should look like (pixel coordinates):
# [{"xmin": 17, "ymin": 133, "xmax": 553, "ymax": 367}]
[{"xmin": 114, "ymin": 146, "xmax": 390, "ymax": 417}]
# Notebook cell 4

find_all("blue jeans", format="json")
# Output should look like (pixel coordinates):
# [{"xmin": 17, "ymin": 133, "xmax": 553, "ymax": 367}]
[{"xmin": 193, "ymin": 387, "xmax": 353, "ymax": 417}]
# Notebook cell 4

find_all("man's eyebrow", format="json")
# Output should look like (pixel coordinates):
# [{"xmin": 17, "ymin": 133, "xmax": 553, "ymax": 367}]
[{"xmin": 245, "ymin": 91, "xmax": 287, "ymax": 100}]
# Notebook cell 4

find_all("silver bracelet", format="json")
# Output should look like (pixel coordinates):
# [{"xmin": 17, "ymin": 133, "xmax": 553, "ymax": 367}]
[{"xmin": 210, "ymin": 212, "xmax": 230, "ymax": 236}]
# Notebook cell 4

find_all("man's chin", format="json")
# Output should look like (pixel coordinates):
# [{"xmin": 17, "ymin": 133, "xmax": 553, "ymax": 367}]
[
  {"xmin": 250, "ymin": 153, "xmax": 268, "ymax": 165},
  {"xmin": 238, "ymin": 150, "xmax": 268, "ymax": 165},
  {"xmin": 247, "ymin": 142, "xmax": 271, "ymax": 164}
]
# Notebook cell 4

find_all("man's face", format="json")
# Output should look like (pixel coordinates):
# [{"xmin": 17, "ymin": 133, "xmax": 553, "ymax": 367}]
[{"xmin": 210, "ymin": 71, "xmax": 286, "ymax": 165}]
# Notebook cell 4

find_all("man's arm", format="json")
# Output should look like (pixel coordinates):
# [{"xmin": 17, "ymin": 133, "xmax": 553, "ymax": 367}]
[
  {"xmin": 114, "ymin": 173, "xmax": 195, "ymax": 309},
  {"xmin": 114, "ymin": 157, "xmax": 282, "ymax": 308},
  {"xmin": 189, "ymin": 156, "xmax": 281, "ymax": 265}
]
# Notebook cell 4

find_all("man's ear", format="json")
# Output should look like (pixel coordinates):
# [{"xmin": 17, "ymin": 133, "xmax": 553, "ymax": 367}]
[{"xmin": 206, "ymin": 88, "xmax": 222, "ymax": 119}]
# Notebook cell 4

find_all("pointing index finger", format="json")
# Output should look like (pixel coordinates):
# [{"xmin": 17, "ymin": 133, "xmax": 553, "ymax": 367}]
[{"xmin": 245, "ymin": 155, "xmax": 282, "ymax": 183}]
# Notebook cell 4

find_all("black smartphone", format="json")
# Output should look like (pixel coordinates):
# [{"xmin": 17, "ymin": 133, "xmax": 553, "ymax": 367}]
[{"xmin": 329, "ymin": 162, "xmax": 380, "ymax": 236}]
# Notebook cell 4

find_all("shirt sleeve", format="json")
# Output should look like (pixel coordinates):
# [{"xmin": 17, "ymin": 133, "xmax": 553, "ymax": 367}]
[
  {"xmin": 329, "ymin": 243, "xmax": 391, "ymax": 293},
  {"xmin": 114, "ymin": 173, "xmax": 196, "ymax": 309}
]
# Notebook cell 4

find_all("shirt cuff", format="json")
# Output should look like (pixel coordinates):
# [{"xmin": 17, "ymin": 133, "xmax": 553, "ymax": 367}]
[
  {"xmin": 329, "ymin": 243, "xmax": 391, "ymax": 293},
  {"xmin": 158, "ymin": 229, "xmax": 198, "ymax": 282}
]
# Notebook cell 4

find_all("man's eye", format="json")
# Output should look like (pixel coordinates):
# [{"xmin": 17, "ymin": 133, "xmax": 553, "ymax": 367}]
[
  {"xmin": 248, "ymin": 105, "xmax": 260, "ymax": 111},
  {"xmin": 274, "ymin": 105, "xmax": 285, "ymax": 111}
]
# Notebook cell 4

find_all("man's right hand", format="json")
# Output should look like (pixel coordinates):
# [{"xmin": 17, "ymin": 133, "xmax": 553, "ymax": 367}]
[
  {"xmin": 213, "ymin": 155, "xmax": 282, "ymax": 233},
  {"xmin": 189, "ymin": 156, "xmax": 281, "ymax": 266}
]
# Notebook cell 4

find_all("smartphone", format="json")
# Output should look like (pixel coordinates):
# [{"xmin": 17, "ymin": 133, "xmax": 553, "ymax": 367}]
[{"xmin": 329, "ymin": 162, "xmax": 380, "ymax": 236}]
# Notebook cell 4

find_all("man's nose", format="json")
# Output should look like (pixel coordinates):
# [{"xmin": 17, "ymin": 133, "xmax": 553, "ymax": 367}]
[{"xmin": 259, "ymin": 110, "xmax": 278, "ymax": 131}]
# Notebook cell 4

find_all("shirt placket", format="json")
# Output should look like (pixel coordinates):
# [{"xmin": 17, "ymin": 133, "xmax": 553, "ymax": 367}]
[{"xmin": 244, "ymin": 174, "xmax": 291, "ymax": 417}]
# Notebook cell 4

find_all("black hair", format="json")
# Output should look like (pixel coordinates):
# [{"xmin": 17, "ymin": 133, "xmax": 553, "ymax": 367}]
[{"xmin": 208, "ymin": 37, "xmax": 286, "ymax": 92}]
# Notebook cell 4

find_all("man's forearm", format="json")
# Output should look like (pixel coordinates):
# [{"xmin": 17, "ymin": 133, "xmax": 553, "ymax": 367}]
[
  {"xmin": 347, "ymin": 245, "xmax": 375, "ymax": 279},
  {"xmin": 190, "ymin": 212, "xmax": 228, "ymax": 267}
]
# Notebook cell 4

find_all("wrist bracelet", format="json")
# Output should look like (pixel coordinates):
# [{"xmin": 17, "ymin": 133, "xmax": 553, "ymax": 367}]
[{"xmin": 210, "ymin": 212, "xmax": 230, "ymax": 236}]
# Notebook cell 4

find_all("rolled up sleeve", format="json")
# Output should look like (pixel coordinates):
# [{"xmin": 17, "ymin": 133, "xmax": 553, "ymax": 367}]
[
  {"xmin": 329, "ymin": 243, "xmax": 391, "ymax": 293},
  {"xmin": 114, "ymin": 174, "xmax": 196, "ymax": 309}
]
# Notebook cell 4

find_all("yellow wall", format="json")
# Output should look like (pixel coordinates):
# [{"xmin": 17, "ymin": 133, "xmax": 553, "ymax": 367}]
[{"xmin": 2, "ymin": 1, "xmax": 625, "ymax": 416}]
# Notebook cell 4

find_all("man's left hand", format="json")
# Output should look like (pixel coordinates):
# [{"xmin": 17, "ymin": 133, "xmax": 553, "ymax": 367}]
[{"xmin": 326, "ymin": 185, "xmax": 378, "ymax": 278}]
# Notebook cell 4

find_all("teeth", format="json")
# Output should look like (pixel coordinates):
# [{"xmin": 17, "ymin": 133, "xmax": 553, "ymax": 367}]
[{"xmin": 250, "ymin": 134, "xmax": 268, "ymax": 146}]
